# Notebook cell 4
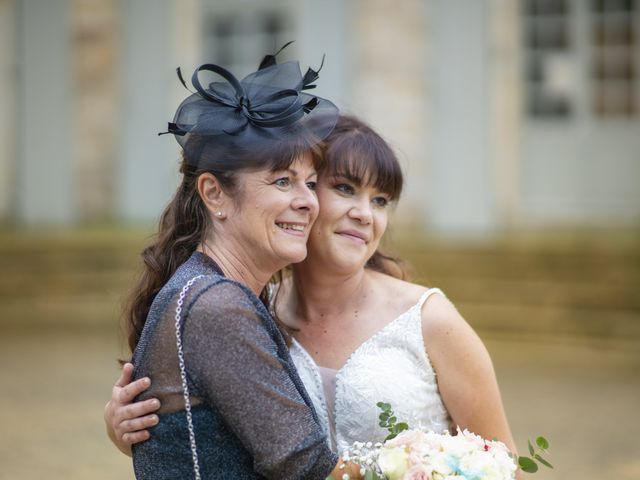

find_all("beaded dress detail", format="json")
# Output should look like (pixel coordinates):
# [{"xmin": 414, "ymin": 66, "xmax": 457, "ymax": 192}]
[{"xmin": 290, "ymin": 289, "xmax": 453, "ymax": 454}]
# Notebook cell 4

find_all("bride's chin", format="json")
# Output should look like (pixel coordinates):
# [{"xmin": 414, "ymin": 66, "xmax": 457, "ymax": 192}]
[{"xmin": 330, "ymin": 257, "xmax": 367, "ymax": 274}]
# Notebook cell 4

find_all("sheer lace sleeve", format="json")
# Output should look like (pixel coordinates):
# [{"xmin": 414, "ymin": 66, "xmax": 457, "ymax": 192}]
[{"xmin": 181, "ymin": 279, "xmax": 337, "ymax": 480}]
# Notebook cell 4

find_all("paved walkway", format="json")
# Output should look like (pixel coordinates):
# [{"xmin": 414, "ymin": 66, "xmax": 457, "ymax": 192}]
[{"xmin": 0, "ymin": 329, "xmax": 638, "ymax": 480}]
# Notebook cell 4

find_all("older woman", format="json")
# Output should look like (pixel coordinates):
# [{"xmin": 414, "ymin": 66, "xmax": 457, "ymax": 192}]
[
  {"xmin": 108, "ymin": 115, "xmax": 518, "ymax": 476},
  {"xmin": 115, "ymin": 49, "xmax": 363, "ymax": 479}
]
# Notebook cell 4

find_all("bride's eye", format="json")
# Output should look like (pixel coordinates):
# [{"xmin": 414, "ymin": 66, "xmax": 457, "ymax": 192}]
[
  {"xmin": 372, "ymin": 196, "xmax": 389, "ymax": 208},
  {"xmin": 306, "ymin": 181, "xmax": 317, "ymax": 191},
  {"xmin": 335, "ymin": 183, "xmax": 355, "ymax": 195}
]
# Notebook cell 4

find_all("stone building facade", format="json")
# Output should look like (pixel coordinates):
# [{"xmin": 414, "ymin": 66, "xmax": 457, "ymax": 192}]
[{"xmin": 1, "ymin": 0, "xmax": 638, "ymax": 233}]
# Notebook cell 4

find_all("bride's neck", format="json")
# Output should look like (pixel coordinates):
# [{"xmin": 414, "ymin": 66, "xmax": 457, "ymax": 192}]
[{"xmin": 289, "ymin": 263, "xmax": 371, "ymax": 323}]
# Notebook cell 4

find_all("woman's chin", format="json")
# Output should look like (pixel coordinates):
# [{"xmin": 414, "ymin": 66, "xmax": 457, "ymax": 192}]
[{"xmin": 276, "ymin": 247, "xmax": 308, "ymax": 267}]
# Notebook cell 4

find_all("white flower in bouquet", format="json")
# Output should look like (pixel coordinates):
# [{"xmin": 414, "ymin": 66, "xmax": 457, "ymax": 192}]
[{"xmin": 377, "ymin": 446, "xmax": 409, "ymax": 480}]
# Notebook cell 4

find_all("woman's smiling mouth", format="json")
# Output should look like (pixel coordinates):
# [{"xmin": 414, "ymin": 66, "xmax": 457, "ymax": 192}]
[{"xmin": 276, "ymin": 222, "xmax": 307, "ymax": 236}]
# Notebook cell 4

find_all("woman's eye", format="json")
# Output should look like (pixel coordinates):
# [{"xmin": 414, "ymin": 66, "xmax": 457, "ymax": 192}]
[
  {"xmin": 335, "ymin": 183, "xmax": 354, "ymax": 195},
  {"xmin": 372, "ymin": 196, "xmax": 389, "ymax": 207},
  {"xmin": 274, "ymin": 177, "xmax": 290, "ymax": 188},
  {"xmin": 306, "ymin": 181, "xmax": 317, "ymax": 191}
]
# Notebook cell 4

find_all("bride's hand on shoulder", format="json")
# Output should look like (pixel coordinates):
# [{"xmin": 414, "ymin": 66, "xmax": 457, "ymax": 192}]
[
  {"xmin": 420, "ymin": 294, "xmax": 517, "ymax": 454},
  {"xmin": 104, "ymin": 362, "xmax": 161, "ymax": 456}
]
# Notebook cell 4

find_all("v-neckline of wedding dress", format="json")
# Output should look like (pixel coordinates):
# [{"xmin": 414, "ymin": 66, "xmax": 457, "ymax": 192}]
[
  {"xmin": 291, "ymin": 289, "xmax": 434, "ymax": 374},
  {"xmin": 289, "ymin": 288, "xmax": 452, "ymax": 453}
]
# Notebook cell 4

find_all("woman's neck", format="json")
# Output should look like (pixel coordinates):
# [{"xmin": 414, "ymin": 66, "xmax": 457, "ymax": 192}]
[
  {"xmin": 198, "ymin": 241, "xmax": 274, "ymax": 295},
  {"xmin": 289, "ymin": 261, "xmax": 372, "ymax": 324}
]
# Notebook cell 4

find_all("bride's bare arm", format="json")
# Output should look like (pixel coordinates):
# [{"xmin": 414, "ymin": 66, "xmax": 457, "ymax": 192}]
[
  {"xmin": 103, "ymin": 362, "xmax": 161, "ymax": 456},
  {"xmin": 420, "ymin": 294, "xmax": 520, "ymax": 460}
]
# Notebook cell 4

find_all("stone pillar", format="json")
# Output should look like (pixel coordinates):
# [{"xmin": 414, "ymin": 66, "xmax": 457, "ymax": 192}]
[
  {"xmin": 350, "ymin": 0, "xmax": 430, "ymax": 227},
  {"xmin": 17, "ymin": 0, "xmax": 74, "ymax": 224},
  {"xmin": 488, "ymin": 0, "xmax": 522, "ymax": 228},
  {"xmin": 0, "ymin": 0, "xmax": 16, "ymax": 221},
  {"xmin": 71, "ymin": 0, "xmax": 119, "ymax": 222}
]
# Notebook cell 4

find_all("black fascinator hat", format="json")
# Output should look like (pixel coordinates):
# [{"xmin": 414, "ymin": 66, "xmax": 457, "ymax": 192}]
[{"xmin": 161, "ymin": 42, "xmax": 339, "ymax": 168}]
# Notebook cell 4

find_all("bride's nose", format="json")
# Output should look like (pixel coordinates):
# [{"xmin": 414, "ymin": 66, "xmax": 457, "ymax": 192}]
[{"xmin": 348, "ymin": 197, "xmax": 372, "ymax": 225}]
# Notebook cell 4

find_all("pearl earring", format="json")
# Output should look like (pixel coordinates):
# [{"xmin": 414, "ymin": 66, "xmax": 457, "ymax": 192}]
[{"xmin": 216, "ymin": 211, "xmax": 223, "ymax": 217}]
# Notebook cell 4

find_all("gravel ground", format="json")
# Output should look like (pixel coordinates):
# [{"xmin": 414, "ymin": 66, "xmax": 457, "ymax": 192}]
[{"xmin": 0, "ymin": 329, "xmax": 638, "ymax": 480}]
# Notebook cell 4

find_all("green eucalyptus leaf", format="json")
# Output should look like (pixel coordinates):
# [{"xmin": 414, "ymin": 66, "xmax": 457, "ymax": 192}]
[
  {"xmin": 389, "ymin": 416, "xmax": 397, "ymax": 424},
  {"xmin": 518, "ymin": 456, "xmax": 538, "ymax": 473},
  {"xmin": 527, "ymin": 440, "xmax": 535, "ymax": 456},
  {"xmin": 396, "ymin": 422, "xmax": 409, "ymax": 432},
  {"xmin": 536, "ymin": 436, "xmax": 549, "ymax": 450},
  {"xmin": 534, "ymin": 454, "xmax": 553, "ymax": 469}
]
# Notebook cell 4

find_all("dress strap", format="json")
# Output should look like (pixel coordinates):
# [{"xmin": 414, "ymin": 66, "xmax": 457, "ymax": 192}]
[{"xmin": 416, "ymin": 288, "xmax": 445, "ymax": 310}]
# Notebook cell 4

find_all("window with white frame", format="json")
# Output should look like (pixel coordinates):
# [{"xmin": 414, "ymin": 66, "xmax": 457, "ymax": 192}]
[
  {"xmin": 523, "ymin": 0, "xmax": 574, "ymax": 118},
  {"xmin": 522, "ymin": 0, "xmax": 639, "ymax": 119},
  {"xmin": 590, "ymin": 0, "xmax": 638, "ymax": 117}
]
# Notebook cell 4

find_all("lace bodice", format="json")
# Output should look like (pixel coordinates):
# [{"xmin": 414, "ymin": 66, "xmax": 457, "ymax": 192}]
[{"xmin": 290, "ymin": 289, "xmax": 453, "ymax": 454}]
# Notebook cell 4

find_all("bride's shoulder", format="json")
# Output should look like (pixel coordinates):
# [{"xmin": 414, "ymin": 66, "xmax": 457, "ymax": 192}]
[
  {"xmin": 371, "ymin": 271, "xmax": 468, "ymax": 333},
  {"xmin": 370, "ymin": 272, "xmax": 424, "ymax": 303},
  {"xmin": 369, "ymin": 271, "xmax": 444, "ymax": 314}
]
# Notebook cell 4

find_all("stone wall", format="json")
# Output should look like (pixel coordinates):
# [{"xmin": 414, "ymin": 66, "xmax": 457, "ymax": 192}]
[
  {"xmin": 350, "ymin": 0, "xmax": 430, "ymax": 226},
  {"xmin": 72, "ymin": 0, "xmax": 119, "ymax": 221}
]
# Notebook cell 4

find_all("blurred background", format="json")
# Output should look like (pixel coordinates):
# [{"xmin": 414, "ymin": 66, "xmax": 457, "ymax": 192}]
[{"xmin": 0, "ymin": 0, "xmax": 638, "ymax": 479}]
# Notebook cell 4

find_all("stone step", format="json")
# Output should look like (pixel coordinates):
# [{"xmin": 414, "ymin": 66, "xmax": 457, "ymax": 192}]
[
  {"xmin": 2, "ymin": 290, "xmax": 637, "ymax": 349},
  {"xmin": 1, "ymin": 229, "xmax": 638, "ymax": 346},
  {"xmin": 1, "ymin": 268, "xmax": 636, "ymax": 314}
]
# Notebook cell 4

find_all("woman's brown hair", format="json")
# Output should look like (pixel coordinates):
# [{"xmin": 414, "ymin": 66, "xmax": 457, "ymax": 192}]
[{"xmin": 124, "ymin": 137, "xmax": 322, "ymax": 354}]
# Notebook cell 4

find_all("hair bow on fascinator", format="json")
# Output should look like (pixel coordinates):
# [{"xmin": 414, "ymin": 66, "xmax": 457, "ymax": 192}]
[{"xmin": 160, "ymin": 42, "xmax": 338, "ymax": 164}]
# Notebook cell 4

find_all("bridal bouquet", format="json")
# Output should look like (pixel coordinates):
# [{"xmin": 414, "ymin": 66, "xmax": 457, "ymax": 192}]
[
  {"xmin": 332, "ymin": 403, "xmax": 551, "ymax": 480},
  {"xmin": 341, "ymin": 427, "xmax": 517, "ymax": 480}
]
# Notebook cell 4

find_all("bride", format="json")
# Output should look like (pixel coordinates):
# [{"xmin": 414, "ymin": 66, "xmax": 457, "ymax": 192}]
[{"xmin": 105, "ymin": 114, "xmax": 518, "ymax": 468}]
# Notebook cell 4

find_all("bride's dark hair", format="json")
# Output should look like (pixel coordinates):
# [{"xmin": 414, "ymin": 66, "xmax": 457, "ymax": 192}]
[{"xmin": 321, "ymin": 114, "xmax": 406, "ymax": 279}]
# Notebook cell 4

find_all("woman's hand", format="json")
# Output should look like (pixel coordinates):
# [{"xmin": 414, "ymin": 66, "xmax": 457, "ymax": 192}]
[{"xmin": 103, "ymin": 363, "xmax": 161, "ymax": 456}]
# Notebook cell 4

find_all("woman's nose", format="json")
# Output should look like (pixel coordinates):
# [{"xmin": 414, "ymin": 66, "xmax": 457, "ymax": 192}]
[
  {"xmin": 348, "ymin": 198, "xmax": 372, "ymax": 224},
  {"xmin": 291, "ymin": 183, "xmax": 318, "ymax": 213}
]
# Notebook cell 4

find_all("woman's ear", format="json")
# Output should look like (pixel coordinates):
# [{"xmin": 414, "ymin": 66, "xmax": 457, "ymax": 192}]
[{"xmin": 197, "ymin": 173, "xmax": 227, "ymax": 219}]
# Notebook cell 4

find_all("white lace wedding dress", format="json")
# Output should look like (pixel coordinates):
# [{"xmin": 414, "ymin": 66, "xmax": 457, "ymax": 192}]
[{"xmin": 290, "ymin": 288, "xmax": 453, "ymax": 454}]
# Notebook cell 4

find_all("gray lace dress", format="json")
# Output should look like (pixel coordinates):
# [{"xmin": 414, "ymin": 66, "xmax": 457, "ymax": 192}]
[{"xmin": 131, "ymin": 252, "xmax": 337, "ymax": 479}]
